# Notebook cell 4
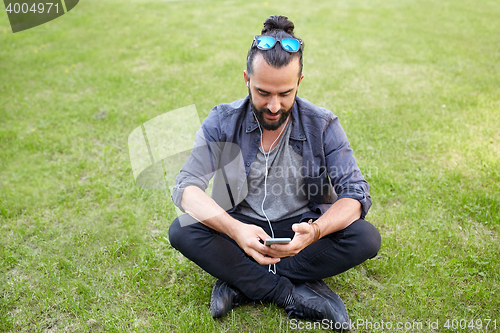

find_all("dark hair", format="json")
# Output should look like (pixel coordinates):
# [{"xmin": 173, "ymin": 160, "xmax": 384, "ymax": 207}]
[{"xmin": 246, "ymin": 15, "xmax": 304, "ymax": 77}]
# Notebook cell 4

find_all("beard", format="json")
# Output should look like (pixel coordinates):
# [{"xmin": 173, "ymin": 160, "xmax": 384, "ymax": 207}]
[{"xmin": 249, "ymin": 90, "xmax": 294, "ymax": 131}]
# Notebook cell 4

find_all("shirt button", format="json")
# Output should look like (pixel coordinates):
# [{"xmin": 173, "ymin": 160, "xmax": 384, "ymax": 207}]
[
  {"xmin": 246, "ymin": 162, "xmax": 251, "ymax": 166},
  {"xmin": 247, "ymin": 126, "xmax": 252, "ymax": 131},
  {"xmin": 299, "ymin": 134, "xmax": 305, "ymax": 139},
  {"xmin": 254, "ymin": 138, "xmax": 259, "ymax": 142}
]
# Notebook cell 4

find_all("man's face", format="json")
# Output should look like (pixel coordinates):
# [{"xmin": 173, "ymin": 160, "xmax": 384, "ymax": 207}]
[{"xmin": 244, "ymin": 54, "xmax": 304, "ymax": 131}]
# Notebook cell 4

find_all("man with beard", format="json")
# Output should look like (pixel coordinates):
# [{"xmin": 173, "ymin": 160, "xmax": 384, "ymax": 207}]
[{"xmin": 168, "ymin": 15, "xmax": 381, "ymax": 330}]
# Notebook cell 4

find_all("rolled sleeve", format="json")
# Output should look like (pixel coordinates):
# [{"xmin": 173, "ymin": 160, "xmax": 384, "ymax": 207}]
[
  {"xmin": 336, "ymin": 183, "xmax": 372, "ymax": 219},
  {"xmin": 171, "ymin": 169, "xmax": 213, "ymax": 213}
]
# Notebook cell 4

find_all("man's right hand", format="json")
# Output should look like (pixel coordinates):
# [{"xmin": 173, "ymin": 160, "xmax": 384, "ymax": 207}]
[{"xmin": 231, "ymin": 223, "xmax": 281, "ymax": 265}]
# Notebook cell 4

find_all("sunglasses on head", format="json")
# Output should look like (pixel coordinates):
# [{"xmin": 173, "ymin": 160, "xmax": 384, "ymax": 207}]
[{"xmin": 252, "ymin": 35, "xmax": 303, "ymax": 53}]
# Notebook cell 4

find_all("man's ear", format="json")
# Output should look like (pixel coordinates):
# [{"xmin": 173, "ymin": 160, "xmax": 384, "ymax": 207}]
[
  {"xmin": 244, "ymin": 70, "xmax": 250, "ymax": 87},
  {"xmin": 297, "ymin": 73, "xmax": 305, "ymax": 86}
]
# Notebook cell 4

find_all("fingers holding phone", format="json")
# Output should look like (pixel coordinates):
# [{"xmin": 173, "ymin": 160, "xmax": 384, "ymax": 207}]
[{"xmin": 264, "ymin": 238, "xmax": 291, "ymax": 246}]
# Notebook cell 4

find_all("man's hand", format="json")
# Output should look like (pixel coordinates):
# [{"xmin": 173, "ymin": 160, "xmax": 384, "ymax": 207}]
[
  {"xmin": 231, "ymin": 223, "xmax": 281, "ymax": 265},
  {"xmin": 261, "ymin": 222, "xmax": 317, "ymax": 258}
]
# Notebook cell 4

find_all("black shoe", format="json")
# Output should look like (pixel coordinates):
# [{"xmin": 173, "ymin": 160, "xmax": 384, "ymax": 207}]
[
  {"xmin": 210, "ymin": 280, "xmax": 251, "ymax": 318},
  {"xmin": 285, "ymin": 280, "xmax": 350, "ymax": 332}
]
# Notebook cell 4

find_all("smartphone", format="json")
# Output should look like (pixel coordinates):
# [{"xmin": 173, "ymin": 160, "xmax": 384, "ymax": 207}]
[{"xmin": 264, "ymin": 238, "xmax": 291, "ymax": 246}]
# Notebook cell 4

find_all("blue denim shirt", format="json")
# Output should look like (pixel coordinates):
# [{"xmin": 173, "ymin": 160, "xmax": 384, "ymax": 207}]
[{"xmin": 172, "ymin": 95, "xmax": 371, "ymax": 220}]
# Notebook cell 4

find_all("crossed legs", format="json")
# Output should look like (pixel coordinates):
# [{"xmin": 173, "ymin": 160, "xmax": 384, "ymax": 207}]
[{"xmin": 168, "ymin": 212, "xmax": 381, "ymax": 302}]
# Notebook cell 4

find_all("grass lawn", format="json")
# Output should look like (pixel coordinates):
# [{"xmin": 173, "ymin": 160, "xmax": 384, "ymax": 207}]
[{"xmin": 1, "ymin": 0, "xmax": 499, "ymax": 331}]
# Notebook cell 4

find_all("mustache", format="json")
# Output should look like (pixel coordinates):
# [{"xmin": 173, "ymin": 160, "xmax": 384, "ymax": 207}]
[{"xmin": 258, "ymin": 108, "xmax": 286, "ymax": 115}]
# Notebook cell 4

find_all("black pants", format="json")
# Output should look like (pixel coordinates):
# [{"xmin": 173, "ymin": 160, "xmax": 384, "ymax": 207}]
[{"xmin": 168, "ymin": 212, "xmax": 381, "ymax": 303}]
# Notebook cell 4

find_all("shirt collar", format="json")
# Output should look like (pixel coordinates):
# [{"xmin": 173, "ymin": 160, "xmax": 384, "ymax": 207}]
[{"xmin": 244, "ymin": 97, "xmax": 259, "ymax": 133}]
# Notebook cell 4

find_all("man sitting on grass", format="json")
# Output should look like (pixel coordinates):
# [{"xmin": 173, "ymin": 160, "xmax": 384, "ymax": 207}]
[{"xmin": 168, "ymin": 15, "xmax": 381, "ymax": 331}]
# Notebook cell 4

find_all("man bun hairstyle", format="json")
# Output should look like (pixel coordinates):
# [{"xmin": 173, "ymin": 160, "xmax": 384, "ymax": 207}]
[
  {"xmin": 246, "ymin": 15, "xmax": 304, "ymax": 77},
  {"xmin": 261, "ymin": 15, "xmax": 295, "ymax": 35}
]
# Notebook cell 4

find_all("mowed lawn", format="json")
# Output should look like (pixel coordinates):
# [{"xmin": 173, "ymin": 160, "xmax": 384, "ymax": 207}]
[{"xmin": 1, "ymin": 0, "xmax": 499, "ymax": 332}]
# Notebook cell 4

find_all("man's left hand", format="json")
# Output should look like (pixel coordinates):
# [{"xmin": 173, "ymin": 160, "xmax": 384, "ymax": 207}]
[{"xmin": 260, "ymin": 222, "xmax": 316, "ymax": 258}]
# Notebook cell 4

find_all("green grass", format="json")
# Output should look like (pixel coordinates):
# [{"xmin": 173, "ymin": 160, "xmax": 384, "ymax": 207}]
[{"xmin": 1, "ymin": 0, "xmax": 499, "ymax": 331}]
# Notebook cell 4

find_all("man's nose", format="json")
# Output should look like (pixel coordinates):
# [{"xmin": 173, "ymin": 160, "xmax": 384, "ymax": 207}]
[{"xmin": 267, "ymin": 96, "xmax": 281, "ymax": 113}]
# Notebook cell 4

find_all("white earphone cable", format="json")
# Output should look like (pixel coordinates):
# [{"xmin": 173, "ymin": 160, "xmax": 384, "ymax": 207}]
[{"xmin": 254, "ymin": 113, "xmax": 290, "ymax": 274}]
